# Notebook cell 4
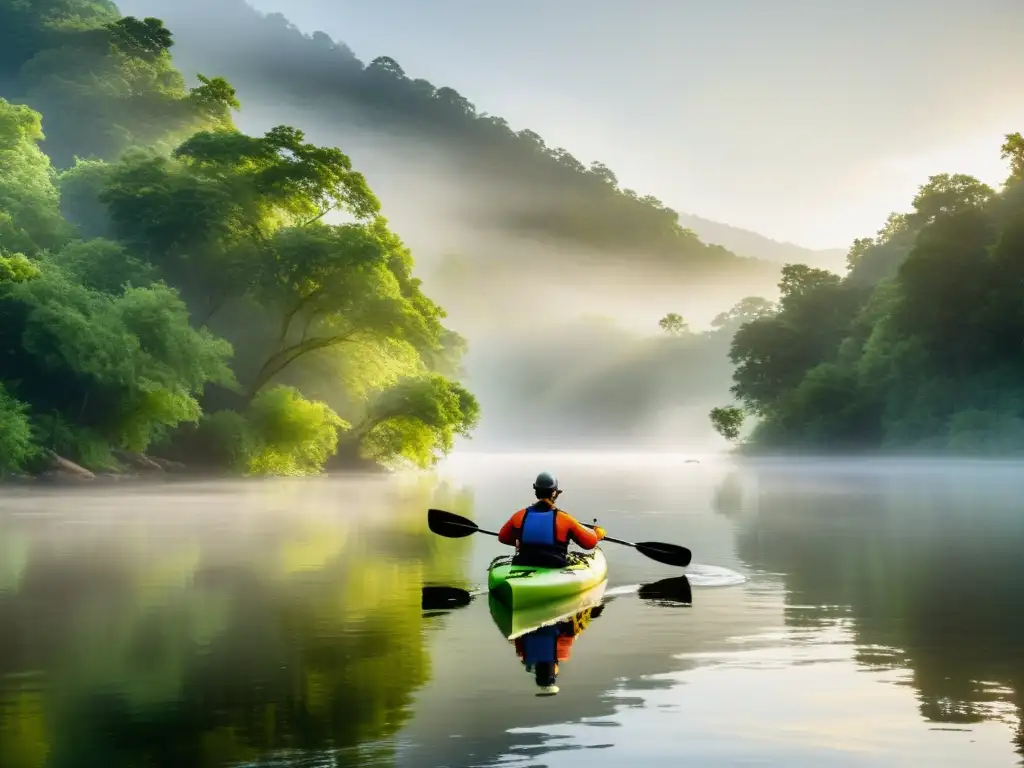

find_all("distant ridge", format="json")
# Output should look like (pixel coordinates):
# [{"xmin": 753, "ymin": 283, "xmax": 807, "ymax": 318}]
[{"xmin": 676, "ymin": 212, "xmax": 847, "ymax": 272}]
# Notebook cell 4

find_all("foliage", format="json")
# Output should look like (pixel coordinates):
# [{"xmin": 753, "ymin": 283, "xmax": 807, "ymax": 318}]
[
  {"xmin": 0, "ymin": 382, "xmax": 36, "ymax": 474},
  {"xmin": 177, "ymin": 409, "xmax": 256, "ymax": 472},
  {"xmin": 117, "ymin": 0, "xmax": 772, "ymax": 280},
  {"xmin": 46, "ymin": 237, "xmax": 157, "ymax": 293},
  {"xmin": 725, "ymin": 136, "xmax": 1024, "ymax": 453},
  {"xmin": 0, "ymin": 260, "xmax": 236, "ymax": 460},
  {"xmin": 245, "ymin": 385, "xmax": 348, "ymax": 476},
  {"xmin": 354, "ymin": 375, "xmax": 480, "ymax": 468},
  {"xmin": 0, "ymin": 97, "xmax": 70, "ymax": 255},
  {"xmin": 0, "ymin": 3, "xmax": 499, "ymax": 476},
  {"xmin": 0, "ymin": 252, "xmax": 40, "ymax": 284},
  {"xmin": 0, "ymin": 5, "xmax": 239, "ymax": 168},
  {"xmin": 658, "ymin": 312, "xmax": 688, "ymax": 335},
  {"xmin": 709, "ymin": 406, "xmax": 745, "ymax": 442}
]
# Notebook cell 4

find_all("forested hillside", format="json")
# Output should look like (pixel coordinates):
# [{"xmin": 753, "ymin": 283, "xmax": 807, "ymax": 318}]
[
  {"xmin": 113, "ymin": 0, "xmax": 784, "ymax": 307},
  {"xmin": 715, "ymin": 143, "xmax": 1024, "ymax": 454},
  {"xmin": 0, "ymin": 1, "xmax": 478, "ymax": 477}
]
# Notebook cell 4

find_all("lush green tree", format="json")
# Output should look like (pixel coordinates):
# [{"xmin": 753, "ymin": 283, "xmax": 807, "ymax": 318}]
[
  {"xmin": 0, "ymin": 382, "xmax": 35, "ymax": 475},
  {"xmin": 81, "ymin": 125, "xmax": 382, "ymax": 323},
  {"xmin": 0, "ymin": 0, "xmax": 119, "ymax": 78},
  {"xmin": 245, "ymin": 385, "xmax": 348, "ymax": 475},
  {"xmin": 0, "ymin": 252, "xmax": 40, "ymax": 284},
  {"xmin": 711, "ymin": 296, "xmax": 776, "ymax": 332},
  {"xmin": 2, "ymin": 5, "xmax": 239, "ymax": 168},
  {"xmin": 1001, "ymin": 132, "xmax": 1024, "ymax": 183},
  {"xmin": 0, "ymin": 6, "xmax": 478, "ymax": 475},
  {"xmin": 0, "ymin": 261, "xmax": 235, "ymax": 465},
  {"xmin": 709, "ymin": 405, "xmax": 744, "ymax": 442},
  {"xmin": 46, "ymin": 237, "xmax": 157, "ymax": 294},
  {"xmin": 350, "ymin": 375, "xmax": 480, "ymax": 468},
  {"xmin": 725, "ymin": 138, "xmax": 1024, "ymax": 454},
  {"xmin": 729, "ymin": 264, "xmax": 865, "ymax": 418},
  {"xmin": 245, "ymin": 221, "xmax": 440, "ymax": 398},
  {"xmin": 0, "ymin": 97, "xmax": 69, "ymax": 254},
  {"xmin": 658, "ymin": 312, "xmax": 688, "ymax": 336}
]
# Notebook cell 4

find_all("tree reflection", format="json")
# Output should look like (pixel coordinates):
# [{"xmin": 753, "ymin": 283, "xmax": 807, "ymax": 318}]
[
  {"xmin": 0, "ymin": 480, "xmax": 472, "ymax": 767},
  {"xmin": 716, "ymin": 465, "xmax": 1024, "ymax": 753}
]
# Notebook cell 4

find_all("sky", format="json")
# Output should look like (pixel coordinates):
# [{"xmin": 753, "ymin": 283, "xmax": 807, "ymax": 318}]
[{"xmin": 240, "ymin": 0, "xmax": 1024, "ymax": 251}]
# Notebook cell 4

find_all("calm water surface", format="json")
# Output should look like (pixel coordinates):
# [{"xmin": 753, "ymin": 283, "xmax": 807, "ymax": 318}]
[{"xmin": 2, "ymin": 454, "xmax": 1023, "ymax": 767}]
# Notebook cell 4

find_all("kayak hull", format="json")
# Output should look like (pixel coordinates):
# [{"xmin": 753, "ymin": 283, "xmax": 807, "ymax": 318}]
[
  {"xmin": 488, "ymin": 579, "xmax": 608, "ymax": 639},
  {"xmin": 486, "ymin": 548, "xmax": 608, "ymax": 610}
]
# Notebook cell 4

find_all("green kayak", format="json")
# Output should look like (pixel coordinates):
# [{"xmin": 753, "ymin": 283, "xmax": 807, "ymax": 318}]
[{"xmin": 487, "ymin": 548, "xmax": 608, "ymax": 610}]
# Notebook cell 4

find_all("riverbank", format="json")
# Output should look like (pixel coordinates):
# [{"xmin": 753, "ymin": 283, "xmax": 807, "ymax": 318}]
[{"xmin": 0, "ymin": 450, "xmax": 391, "ymax": 486}]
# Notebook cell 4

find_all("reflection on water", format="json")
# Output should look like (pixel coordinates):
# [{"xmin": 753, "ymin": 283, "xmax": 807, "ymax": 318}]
[
  {"xmin": 0, "ymin": 476, "xmax": 472, "ymax": 768},
  {"xmin": 494, "ymin": 620, "xmax": 1016, "ymax": 768},
  {"xmin": 1, "ymin": 457, "xmax": 1024, "ymax": 767}
]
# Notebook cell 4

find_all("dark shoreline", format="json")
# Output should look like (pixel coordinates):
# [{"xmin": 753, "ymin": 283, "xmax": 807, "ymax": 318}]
[{"xmin": 0, "ymin": 451, "xmax": 392, "ymax": 488}]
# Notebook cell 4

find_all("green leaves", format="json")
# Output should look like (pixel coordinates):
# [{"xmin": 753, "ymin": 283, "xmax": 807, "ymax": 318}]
[
  {"xmin": 0, "ymin": 252, "xmax": 40, "ymax": 284},
  {"xmin": 245, "ymin": 385, "xmax": 348, "ymax": 475},
  {"xmin": 0, "ymin": 383, "xmax": 35, "ymax": 475},
  {"xmin": 0, "ymin": 11, "xmax": 477, "ymax": 475},
  {"xmin": 7, "ymin": 11, "xmax": 238, "ymax": 168},
  {"xmin": 730, "ymin": 134, "xmax": 1024, "ymax": 453},
  {"xmin": 47, "ymin": 238, "xmax": 156, "ymax": 293},
  {"xmin": 174, "ymin": 124, "xmax": 380, "ymax": 226},
  {"xmin": 357, "ymin": 374, "xmax": 480, "ymax": 468},
  {"xmin": 105, "ymin": 16, "xmax": 173, "ymax": 60},
  {"xmin": 658, "ymin": 312, "xmax": 688, "ymax": 336},
  {"xmin": 1001, "ymin": 133, "xmax": 1024, "ymax": 184},
  {"xmin": 709, "ymin": 406, "xmax": 745, "ymax": 443},
  {"xmin": 1, "ymin": 261, "xmax": 236, "ymax": 461},
  {"xmin": 0, "ymin": 99, "xmax": 69, "ymax": 255}
]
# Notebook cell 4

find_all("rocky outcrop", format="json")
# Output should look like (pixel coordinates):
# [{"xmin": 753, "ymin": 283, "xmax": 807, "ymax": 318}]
[
  {"xmin": 149, "ymin": 456, "xmax": 189, "ymax": 473},
  {"xmin": 35, "ymin": 452, "xmax": 96, "ymax": 484},
  {"xmin": 112, "ymin": 450, "xmax": 166, "ymax": 473}
]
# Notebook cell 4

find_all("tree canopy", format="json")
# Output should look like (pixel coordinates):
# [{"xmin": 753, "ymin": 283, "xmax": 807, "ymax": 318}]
[
  {"xmin": 0, "ymin": 4, "xmax": 479, "ymax": 476},
  {"xmin": 102, "ymin": 0, "xmax": 775, "ymax": 283},
  {"xmin": 712, "ymin": 140, "xmax": 1024, "ymax": 455}
]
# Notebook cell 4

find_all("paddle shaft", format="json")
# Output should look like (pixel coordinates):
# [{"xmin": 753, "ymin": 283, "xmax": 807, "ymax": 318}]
[
  {"xmin": 447, "ymin": 518, "xmax": 501, "ymax": 537},
  {"xmin": 581, "ymin": 521, "xmax": 634, "ymax": 548},
  {"xmin": 448, "ymin": 514, "xmax": 635, "ymax": 549},
  {"xmin": 427, "ymin": 507, "xmax": 691, "ymax": 567}
]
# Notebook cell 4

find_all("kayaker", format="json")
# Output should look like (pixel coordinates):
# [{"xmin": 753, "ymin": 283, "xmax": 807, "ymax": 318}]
[{"xmin": 497, "ymin": 472, "xmax": 606, "ymax": 568}]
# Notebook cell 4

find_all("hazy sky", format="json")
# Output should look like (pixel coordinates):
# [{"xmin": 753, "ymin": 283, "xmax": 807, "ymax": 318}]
[{"xmin": 244, "ymin": 0, "xmax": 1023, "ymax": 250}]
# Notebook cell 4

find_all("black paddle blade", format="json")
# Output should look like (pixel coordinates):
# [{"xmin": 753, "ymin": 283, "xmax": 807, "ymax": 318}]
[
  {"xmin": 638, "ymin": 575, "xmax": 692, "ymax": 605},
  {"xmin": 421, "ymin": 585, "xmax": 474, "ymax": 610},
  {"xmin": 427, "ymin": 508, "xmax": 479, "ymax": 538},
  {"xmin": 635, "ymin": 541, "xmax": 692, "ymax": 567}
]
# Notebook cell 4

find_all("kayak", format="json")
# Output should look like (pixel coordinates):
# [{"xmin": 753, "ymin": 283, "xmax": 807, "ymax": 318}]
[
  {"xmin": 486, "ymin": 548, "xmax": 608, "ymax": 610},
  {"xmin": 488, "ymin": 579, "xmax": 608, "ymax": 639}
]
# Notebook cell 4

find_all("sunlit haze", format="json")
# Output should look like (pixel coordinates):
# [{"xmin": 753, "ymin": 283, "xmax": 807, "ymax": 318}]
[{"xmin": 242, "ymin": 0, "xmax": 1024, "ymax": 250}]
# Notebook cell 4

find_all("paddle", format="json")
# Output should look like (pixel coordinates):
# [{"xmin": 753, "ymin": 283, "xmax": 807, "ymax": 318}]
[
  {"xmin": 638, "ymin": 575, "xmax": 693, "ymax": 605},
  {"xmin": 421, "ymin": 585, "xmax": 479, "ymax": 610},
  {"xmin": 427, "ymin": 508, "xmax": 692, "ymax": 567}
]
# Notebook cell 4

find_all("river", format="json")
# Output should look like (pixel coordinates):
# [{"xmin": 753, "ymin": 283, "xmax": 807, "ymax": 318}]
[{"xmin": 1, "ymin": 453, "xmax": 1023, "ymax": 767}]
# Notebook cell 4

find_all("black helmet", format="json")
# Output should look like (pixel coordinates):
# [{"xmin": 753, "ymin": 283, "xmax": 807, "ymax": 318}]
[{"xmin": 533, "ymin": 471, "xmax": 559, "ymax": 498}]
